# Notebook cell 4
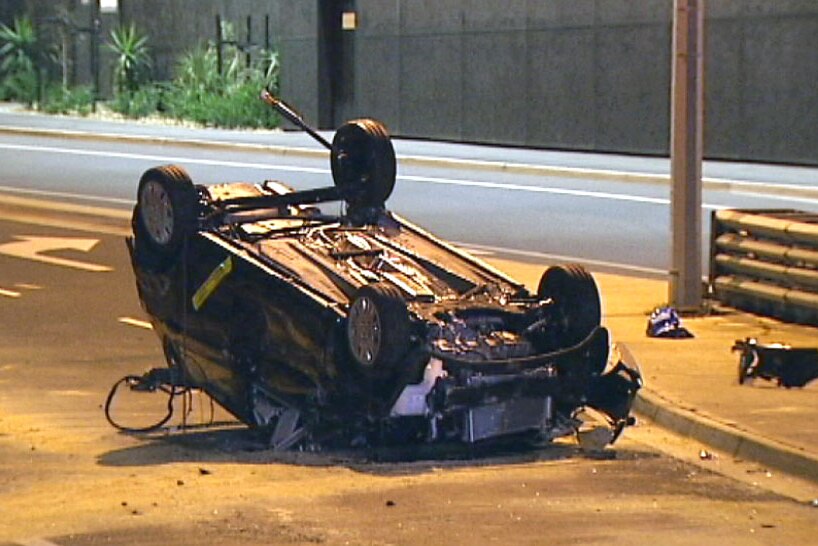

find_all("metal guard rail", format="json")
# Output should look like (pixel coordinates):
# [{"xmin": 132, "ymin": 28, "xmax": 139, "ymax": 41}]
[{"xmin": 709, "ymin": 209, "xmax": 818, "ymax": 326}]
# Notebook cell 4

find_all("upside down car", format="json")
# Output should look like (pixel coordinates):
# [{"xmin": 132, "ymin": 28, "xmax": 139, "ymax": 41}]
[{"xmin": 115, "ymin": 90, "xmax": 642, "ymax": 450}]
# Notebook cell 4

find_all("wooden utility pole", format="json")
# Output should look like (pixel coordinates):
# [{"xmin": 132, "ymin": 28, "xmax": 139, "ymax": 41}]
[{"xmin": 669, "ymin": 0, "xmax": 705, "ymax": 311}]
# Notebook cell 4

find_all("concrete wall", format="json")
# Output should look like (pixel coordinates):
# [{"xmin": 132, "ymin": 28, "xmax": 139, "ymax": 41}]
[
  {"xmin": 706, "ymin": 1, "xmax": 818, "ymax": 163},
  {"xmin": 12, "ymin": 0, "xmax": 816, "ymax": 164},
  {"xmin": 0, "ymin": 0, "xmax": 26, "ymax": 26},
  {"xmin": 347, "ymin": 0, "xmax": 817, "ymax": 164},
  {"xmin": 349, "ymin": 0, "xmax": 673, "ymax": 155}
]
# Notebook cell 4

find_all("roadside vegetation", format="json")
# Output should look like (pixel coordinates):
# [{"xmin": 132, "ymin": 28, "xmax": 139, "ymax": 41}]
[
  {"xmin": 0, "ymin": 16, "xmax": 279, "ymax": 129},
  {"xmin": 0, "ymin": 16, "xmax": 42, "ymax": 106}
]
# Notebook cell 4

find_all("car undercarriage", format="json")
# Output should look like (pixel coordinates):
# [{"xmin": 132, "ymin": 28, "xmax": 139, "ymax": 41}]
[{"xmin": 106, "ymin": 90, "xmax": 642, "ymax": 452}]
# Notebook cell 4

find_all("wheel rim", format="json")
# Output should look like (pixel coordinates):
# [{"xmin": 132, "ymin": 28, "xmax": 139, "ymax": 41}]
[
  {"xmin": 140, "ymin": 180, "xmax": 174, "ymax": 245},
  {"xmin": 348, "ymin": 296, "xmax": 381, "ymax": 366}
]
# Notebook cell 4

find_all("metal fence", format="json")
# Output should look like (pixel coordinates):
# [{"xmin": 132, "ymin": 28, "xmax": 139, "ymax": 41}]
[{"xmin": 709, "ymin": 209, "xmax": 818, "ymax": 325}]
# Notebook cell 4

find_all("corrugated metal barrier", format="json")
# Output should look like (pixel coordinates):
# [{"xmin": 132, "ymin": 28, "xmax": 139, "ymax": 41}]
[{"xmin": 709, "ymin": 209, "xmax": 818, "ymax": 326}]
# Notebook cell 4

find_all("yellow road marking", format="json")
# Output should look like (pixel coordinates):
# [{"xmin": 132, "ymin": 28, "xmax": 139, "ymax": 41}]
[
  {"xmin": 0, "ymin": 236, "xmax": 112, "ymax": 272},
  {"xmin": 17, "ymin": 539, "xmax": 63, "ymax": 546},
  {"xmin": 14, "ymin": 283, "xmax": 42, "ymax": 290}
]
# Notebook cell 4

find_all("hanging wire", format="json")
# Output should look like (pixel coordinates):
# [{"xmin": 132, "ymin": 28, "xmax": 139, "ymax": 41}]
[
  {"xmin": 104, "ymin": 375, "xmax": 190, "ymax": 433},
  {"xmin": 106, "ymin": 195, "xmax": 221, "ymax": 434}
]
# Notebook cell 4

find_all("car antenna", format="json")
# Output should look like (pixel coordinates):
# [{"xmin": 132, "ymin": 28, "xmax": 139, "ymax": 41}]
[{"xmin": 260, "ymin": 89, "xmax": 333, "ymax": 151}]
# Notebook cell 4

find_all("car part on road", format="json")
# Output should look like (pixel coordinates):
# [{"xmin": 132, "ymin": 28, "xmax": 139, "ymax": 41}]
[
  {"xmin": 733, "ymin": 338, "xmax": 818, "ymax": 388},
  {"xmin": 111, "ymin": 91, "xmax": 642, "ymax": 451},
  {"xmin": 104, "ymin": 367, "xmax": 199, "ymax": 433}
]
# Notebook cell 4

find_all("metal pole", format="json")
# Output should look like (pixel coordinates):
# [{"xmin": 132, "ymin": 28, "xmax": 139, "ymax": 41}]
[
  {"xmin": 91, "ymin": 0, "xmax": 101, "ymax": 112},
  {"xmin": 215, "ymin": 14, "xmax": 222, "ymax": 76},
  {"xmin": 669, "ymin": 0, "xmax": 705, "ymax": 311},
  {"xmin": 246, "ymin": 15, "xmax": 252, "ymax": 68}
]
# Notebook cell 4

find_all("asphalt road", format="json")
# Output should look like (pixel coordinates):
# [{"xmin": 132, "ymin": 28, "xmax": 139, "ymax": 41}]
[
  {"xmin": 1, "ymin": 211, "xmax": 817, "ymax": 545},
  {"xmin": 2, "ymin": 130, "xmax": 817, "ymax": 277},
  {"xmin": 1, "ymin": 126, "xmax": 818, "ymax": 543}
]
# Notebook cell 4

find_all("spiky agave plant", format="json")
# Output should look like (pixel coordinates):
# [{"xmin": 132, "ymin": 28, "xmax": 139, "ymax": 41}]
[
  {"xmin": 107, "ymin": 24, "xmax": 152, "ymax": 95},
  {"xmin": 0, "ymin": 16, "xmax": 41, "ymax": 104}
]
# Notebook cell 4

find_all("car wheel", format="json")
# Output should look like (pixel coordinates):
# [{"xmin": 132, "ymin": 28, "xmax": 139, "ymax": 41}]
[
  {"xmin": 737, "ymin": 348, "xmax": 755, "ymax": 385},
  {"xmin": 537, "ymin": 264, "xmax": 602, "ymax": 346},
  {"xmin": 136, "ymin": 164, "xmax": 199, "ymax": 257},
  {"xmin": 331, "ymin": 119, "xmax": 396, "ymax": 210},
  {"xmin": 347, "ymin": 282, "xmax": 410, "ymax": 371}
]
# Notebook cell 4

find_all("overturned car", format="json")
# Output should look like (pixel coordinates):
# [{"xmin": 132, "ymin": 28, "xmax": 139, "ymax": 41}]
[{"xmin": 114, "ymin": 91, "xmax": 641, "ymax": 450}]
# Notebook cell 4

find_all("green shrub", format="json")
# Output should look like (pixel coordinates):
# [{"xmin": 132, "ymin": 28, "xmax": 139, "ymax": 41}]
[
  {"xmin": 0, "ymin": 16, "xmax": 42, "ymax": 105},
  {"xmin": 108, "ymin": 83, "xmax": 165, "ymax": 118},
  {"xmin": 41, "ymin": 84, "xmax": 94, "ymax": 115},
  {"xmin": 164, "ymin": 78, "xmax": 279, "ymax": 128},
  {"xmin": 162, "ymin": 42, "xmax": 279, "ymax": 129},
  {"xmin": 174, "ymin": 43, "xmax": 221, "ymax": 94}
]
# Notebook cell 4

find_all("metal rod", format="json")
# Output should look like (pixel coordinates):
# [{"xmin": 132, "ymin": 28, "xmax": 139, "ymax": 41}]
[
  {"xmin": 219, "ymin": 185, "xmax": 342, "ymax": 209},
  {"xmin": 215, "ymin": 14, "xmax": 223, "ymax": 76},
  {"xmin": 90, "ymin": 0, "xmax": 101, "ymax": 111},
  {"xmin": 715, "ymin": 233, "xmax": 818, "ymax": 268},
  {"xmin": 715, "ymin": 255, "xmax": 818, "ymax": 289},
  {"xmin": 715, "ymin": 209, "xmax": 818, "ymax": 245},
  {"xmin": 260, "ymin": 89, "xmax": 333, "ymax": 150},
  {"xmin": 246, "ymin": 15, "xmax": 252, "ymax": 68}
]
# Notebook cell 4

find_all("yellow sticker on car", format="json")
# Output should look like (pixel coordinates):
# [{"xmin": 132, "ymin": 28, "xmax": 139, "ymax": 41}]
[{"xmin": 192, "ymin": 256, "xmax": 234, "ymax": 311}]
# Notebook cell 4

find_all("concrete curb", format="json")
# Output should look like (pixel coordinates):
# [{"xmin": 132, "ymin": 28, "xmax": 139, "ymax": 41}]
[
  {"xmin": 2, "ymin": 124, "xmax": 817, "ymax": 202},
  {"xmin": 0, "ymin": 124, "xmax": 330, "ymax": 160},
  {"xmin": 634, "ymin": 388, "xmax": 818, "ymax": 484}
]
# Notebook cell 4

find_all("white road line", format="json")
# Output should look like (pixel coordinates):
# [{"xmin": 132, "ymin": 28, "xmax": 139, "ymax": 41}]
[
  {"xmin": 0, "ymin": 142, "xmax": 734, "ymax": 210},
  {"xmin": 118, "ymin": 317, "xmax": 153, "ymax": 329},
  {"xmin": 458, "ymin": 247, "xmax": 494, "ymax": 256},
  {"xmin": 0, "ymin": 141, "xmax": 327, "ymax": 174},
  {"xmin": 0, "ymin": 287, "xmax": 21, "ymax": 298},
  {"xmin": 399, "ymin": 173, "xmax": 729, "ymax": 210},
  {"xmin": 456, "ymin": 241, "xmax": 668, "ymax": 277},
  {"xmin": 0, "ymin": 183, "xmax": 134, "ymax": 205}
]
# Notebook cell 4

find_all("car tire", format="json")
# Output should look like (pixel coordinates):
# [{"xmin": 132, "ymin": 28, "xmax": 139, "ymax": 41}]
[
  {"xmin": 347, "ymin": 282, "xmax": 410, "ymax": 371},
  {"xmin": 737, "ymin": 349, "xmax": 755, "ymax": 385},
  {"xmin": 537, "ymin": 264, "xmax": 602, "ymax": 346},
  {"xmin": 135, "ymin": 164, "xmax": 199, "ymax": 257},
  {"xmin": 331, "ymin": 119, "xmax": 396, "ymax": 210}
]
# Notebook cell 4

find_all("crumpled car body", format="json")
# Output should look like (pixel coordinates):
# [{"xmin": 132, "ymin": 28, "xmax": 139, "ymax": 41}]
[
  {"xmin": 123, "ymin": 94, "xmax": 641, "ymax": 450},
  {"xmin": 734, "ymin": 338, "xmax": 818, "ymax": 388}
]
